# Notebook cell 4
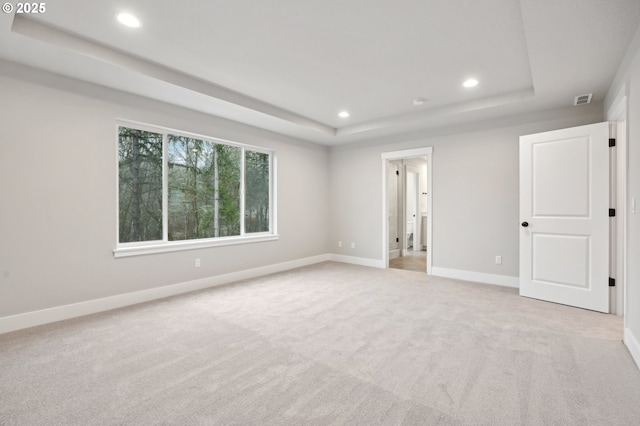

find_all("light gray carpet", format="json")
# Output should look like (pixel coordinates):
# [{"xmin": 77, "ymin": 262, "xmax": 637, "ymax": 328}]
[{"xmin": 1, "ymin": 262, "xmax": 639, "ymax": 425}]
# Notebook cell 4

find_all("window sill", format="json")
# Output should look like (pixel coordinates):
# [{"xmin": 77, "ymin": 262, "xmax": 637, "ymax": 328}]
[{"xmin": 113, "ymin": 234, "xmax": 279, "ymax": 258}]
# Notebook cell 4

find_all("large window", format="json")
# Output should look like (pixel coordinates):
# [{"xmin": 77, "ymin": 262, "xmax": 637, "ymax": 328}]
[{"xmin": 116, "ymin": 123, "xmax": 275, "ymax": 256}]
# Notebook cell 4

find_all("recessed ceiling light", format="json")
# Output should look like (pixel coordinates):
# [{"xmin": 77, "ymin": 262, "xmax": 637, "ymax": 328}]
[
  {"xmin": 117, "ymin": 13, "xmax": 141, "ymax": 28},
  {"xmin": 338, "ymin": 111, "xmax": 350, "ymax": 118},
  {"xmin": 413, "ymin": 98, "xmax": 427, "ymax": 106},
  {"xmin": 463, "ymin": 78, "xmax": 479, "ymax": 88}
]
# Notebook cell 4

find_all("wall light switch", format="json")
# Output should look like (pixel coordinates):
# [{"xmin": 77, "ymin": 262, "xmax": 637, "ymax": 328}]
[
  {"xmin": 338, "ymin": 241, "xmax": 342, "ymax": 248},
  {"xmin": 351, "ymin": 242, "xmax": 355, "ymax": 249},
  {"xmin": 495, "ymin": 256, "xmax": 502, "ymax": 265},
  {"xmin": 195, "ymin": 258, "xmax": 201, "ymax": 268}
]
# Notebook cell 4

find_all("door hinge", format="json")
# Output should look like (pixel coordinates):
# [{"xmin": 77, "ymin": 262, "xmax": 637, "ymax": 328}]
[
  {"xmin": 609, "ymin": 208, "xmax": 616, "ymax": 217},
  {"xmin": 396, "ymin": 237, "xmax": 399, "ymax": 243},
  {"xmin": 396, "ymin": 170, "xmax": 399, "ymax": 176},
  {"xmin": 609, "ymin": 277, "xmax": 616, "ymax": 287},
  {"xmin": 609, "ymin": 138, "xmax": 616, "ymax": 147}
]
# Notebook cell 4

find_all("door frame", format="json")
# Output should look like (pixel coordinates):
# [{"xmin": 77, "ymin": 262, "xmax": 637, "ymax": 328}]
[
  {"xmin": 607, "ymin": 86, "xmax": 628, "ymax": 318},
  {"xmin": 381, "ymin": 147, "xmax": 433, "ymax": 273}
]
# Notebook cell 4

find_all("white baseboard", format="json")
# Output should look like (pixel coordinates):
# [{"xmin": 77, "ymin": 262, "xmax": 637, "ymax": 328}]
[
  {"xmin": 0, "ymin": 254, "xmax": 330, "ymax": 335},
  {"xmin": 624, "ymin": 327, "xmax": 640, "ymax": 371},
  {"xmin": 328, "ymin": 254, "xmax": 385, "ymax": 269},
  {"xmin": 1, "ymin": 256, "xmax": 520, "ymax": 335},
  {"xmin": 389, "ymin": 249, "xmax": 400, "ymax": 260},
  {"xmin": 431, "ymin": 267, "xmax": 519, "ymax": 288}
]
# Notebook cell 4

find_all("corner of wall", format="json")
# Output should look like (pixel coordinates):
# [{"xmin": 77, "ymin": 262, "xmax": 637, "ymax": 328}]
[{"xmin": 606, "ymin": 24, "xmax": 640, "ymax": 110}]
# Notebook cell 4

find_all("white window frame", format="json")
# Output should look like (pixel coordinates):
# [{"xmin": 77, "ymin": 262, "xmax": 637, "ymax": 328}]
[{"xmin": 114, "ymin": 119, "xmax": 278, "ymax": 258}]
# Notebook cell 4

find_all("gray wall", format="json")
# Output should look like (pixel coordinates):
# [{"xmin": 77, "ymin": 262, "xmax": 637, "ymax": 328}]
[
  {"xmin": 606, "ymin": 25, "xmax": 640, "ymax": 351},
  {"xmin": 0, "ymin": 63, "xmax": 329, "ymax": 317},
  {"xmin": 0, "ymin": 52, "xmax": 627, "ymax": 335},
  {"xmin": 329, "ymin": 105, "xmax": 604, "ymax": 278}
]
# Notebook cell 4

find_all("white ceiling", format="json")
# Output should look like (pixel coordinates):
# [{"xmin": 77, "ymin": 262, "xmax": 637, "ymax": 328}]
[{"xmin": 1, "ymin": 0, "xmax": 639, "ymax": 145}]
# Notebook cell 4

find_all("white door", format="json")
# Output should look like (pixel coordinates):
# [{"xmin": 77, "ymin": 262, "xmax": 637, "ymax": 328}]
[
  {"xmin": 388, "ymin": 161, "xmax": 400, "ymax": 253},
  {"xmin": 519, "ymin": 122, "xmax": 609, "ymax": 313}
]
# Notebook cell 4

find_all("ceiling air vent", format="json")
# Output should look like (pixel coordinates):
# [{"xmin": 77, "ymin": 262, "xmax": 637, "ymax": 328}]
[{"xmin": 574, "ymin": 93, "xmax": 593, "ymax": 106}]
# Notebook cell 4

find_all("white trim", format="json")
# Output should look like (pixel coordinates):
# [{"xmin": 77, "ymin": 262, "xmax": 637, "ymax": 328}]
[
  {"xmin": 624, "ymin": 327, "xmax": 640, "ymax": 371},
  {"xmin": 381, "ymin": 146, "xmax": 433, "ymax": 160},
  {"xmin": 607, "ymin": 90, "xmax": 628, "ymax": 319},
  {"xmin": 240, "ymin": 147, "xmax": 246, "ymax": 235},
  {"xmin": 162, "ymin": 133, "xmax": 169, "ymax": 240},
  {"xmin": 431, "ymin": 267, "xmax": 520, "ymax": 288},
  {"xmin": 271, "ymin": 152, "xmax": 278, "ymax": 235},
  {"xmin": 114, "ymin": 234, "xmax": 280, "ymax": 258},
  {"xmin": 115, "ymin": 123, "xmax": 121, "ymax": 248},
  {"xmin": 328, "ymin": 254, "xmax": 385, "ymax": 269},
  {"xmin": 0, "ymin": 254, "xmax": 329, "ymax": 335},
  {"xmin": 426, "ymin": 152, "xmax": 433, "ymax": 274}
]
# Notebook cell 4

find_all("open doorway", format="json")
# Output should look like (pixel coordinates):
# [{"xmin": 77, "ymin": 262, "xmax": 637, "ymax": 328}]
[
  {"xmin": 381, "ymin": 147, "xmax": 433, "ymax": 273},
  {"xmin": 388, "ymin": 160, "xmax": 427, "ymax": 272}
]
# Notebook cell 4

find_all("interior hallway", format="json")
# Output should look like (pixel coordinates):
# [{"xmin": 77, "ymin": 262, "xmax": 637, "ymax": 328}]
[{"xmin": 389, "ymin": 250, "xmax": 427, "ymax": 272}]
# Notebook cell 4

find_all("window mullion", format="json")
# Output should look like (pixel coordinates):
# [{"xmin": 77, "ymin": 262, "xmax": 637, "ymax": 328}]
[
  {"xmin": 240, "ymin": 147, "xmax": 246, "ymax": 236},
  {"xmin": 162, "ymin": 133, "xmax": 169, "ymax": 242},
  {"xmin": 270, "ymin": 153, "xmax": 276, "ymax": 235}
]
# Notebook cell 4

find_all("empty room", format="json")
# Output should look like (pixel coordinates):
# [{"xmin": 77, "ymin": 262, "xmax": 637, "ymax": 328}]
[{"xmin": 2, "ymin": 0, "xmax": 640, "ymax": 424}]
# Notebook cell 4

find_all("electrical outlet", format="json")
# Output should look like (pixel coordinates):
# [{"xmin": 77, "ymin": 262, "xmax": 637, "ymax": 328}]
[
  {"xmin": 495, "ymin": 255, "xmax": 502, "ymax": 265},
  {"xmin": 351, "ymin": 242, "xmax": 355, "ymax": 249},
  {"xmin": 338, "ymin": 241, "xmax": 342, "ymax": 248},
  {"xmin": 195, "ymin": 258, "xmax": 201, "ymax": 268}
]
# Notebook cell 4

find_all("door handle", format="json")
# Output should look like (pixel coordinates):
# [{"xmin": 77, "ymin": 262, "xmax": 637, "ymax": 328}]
[{"xmin": 521, "ymin": 221, "xmax": 529, "ymax": 227}]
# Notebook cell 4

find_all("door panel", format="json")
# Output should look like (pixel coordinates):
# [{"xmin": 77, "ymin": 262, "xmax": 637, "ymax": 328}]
[
  {"xmin": 532, "ymin": 234, "xmax": 589, "ymax": 288},
  {"xmin": 520, "ymin": 122, "xmax": 609, "ymax": 312},
  {"xmin": 532, "ymin": 137, "xmax": 589, "ymax": 217},
  {"xmin": 388, "ymin": 161, "xmax": 400, "ymax": 251}
]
